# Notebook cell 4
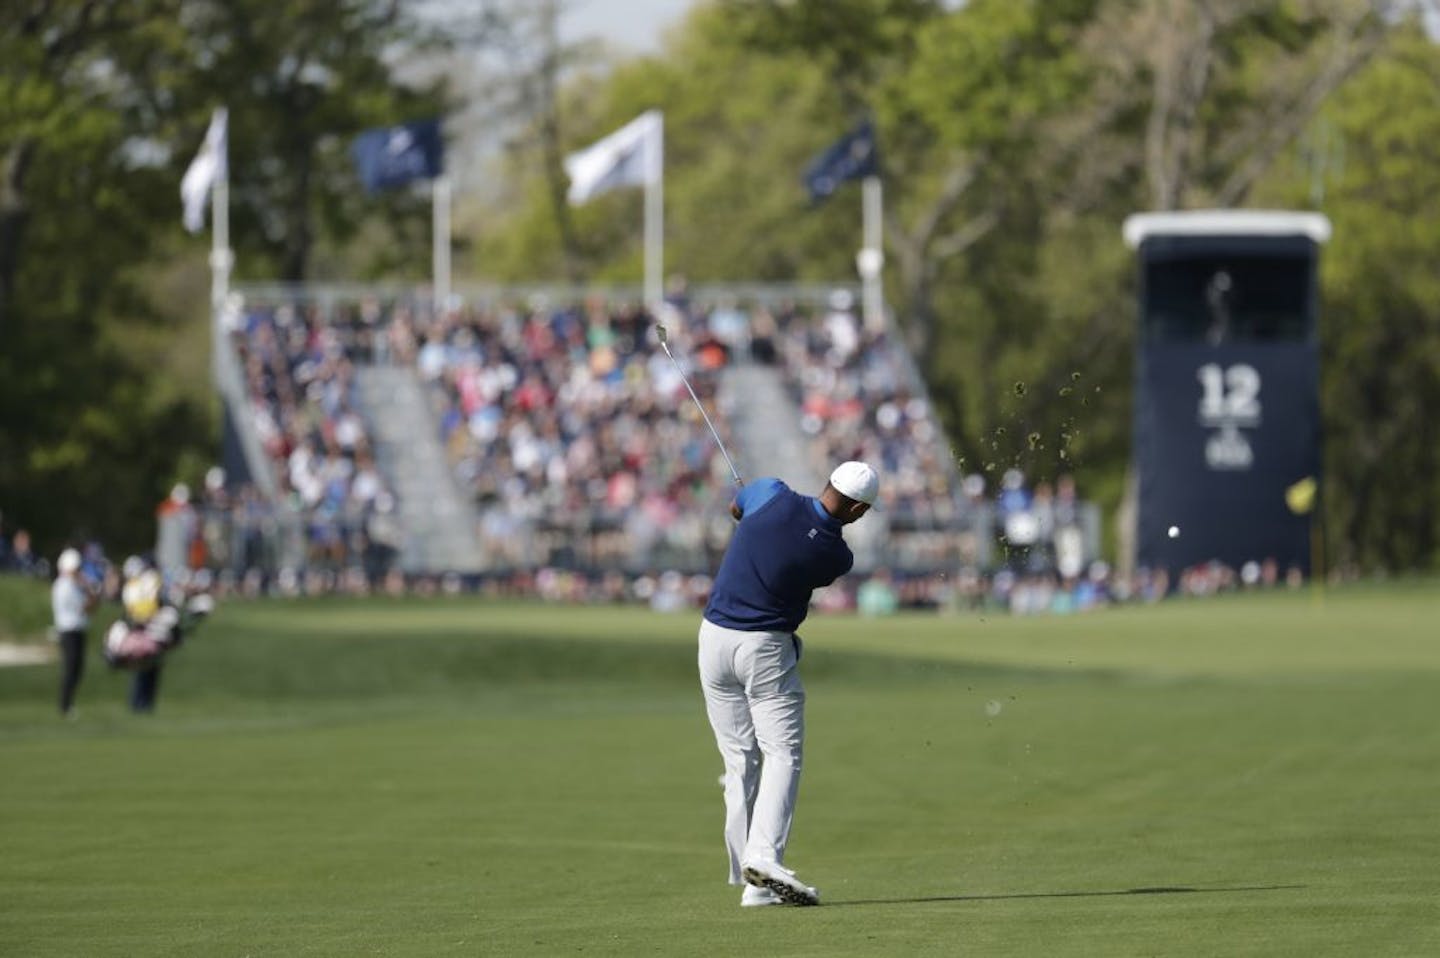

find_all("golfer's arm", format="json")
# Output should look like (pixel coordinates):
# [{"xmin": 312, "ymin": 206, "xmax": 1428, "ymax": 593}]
[{"xmin": 729, "ymin": 477, "xmax": 785, "ymax": 521}]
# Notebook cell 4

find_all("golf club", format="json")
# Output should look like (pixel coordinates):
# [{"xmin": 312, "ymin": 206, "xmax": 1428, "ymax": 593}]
[{"xmin": 655, "ymin": 322, "xmax": 744, "ymax": 487}]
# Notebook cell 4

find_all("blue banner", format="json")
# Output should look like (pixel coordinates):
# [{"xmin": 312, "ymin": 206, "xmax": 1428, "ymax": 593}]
[
  {"xmin": 803, "ymin": 120, "xmax": 879, "ymax": 203},
  {"xmin": 351, "ymin": 119, "xmax": 443, "ymax": 193}
]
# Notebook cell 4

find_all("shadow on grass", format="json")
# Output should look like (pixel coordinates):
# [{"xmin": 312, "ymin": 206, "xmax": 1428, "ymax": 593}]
[{"xmin": 827, "ymin": 883, "xmax": 1305, "ymax": 907}]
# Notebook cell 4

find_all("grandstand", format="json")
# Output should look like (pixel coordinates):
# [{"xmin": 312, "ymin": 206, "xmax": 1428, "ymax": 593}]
[{"xmin": 198, "ymin": 281, "xmax": 1103, "ymax": 610}]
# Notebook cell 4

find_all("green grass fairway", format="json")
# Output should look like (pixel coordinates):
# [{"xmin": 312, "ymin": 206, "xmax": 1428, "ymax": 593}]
[{"xmin": 3, "ymin": 584, "xmax": 1439, "ymax": 956}]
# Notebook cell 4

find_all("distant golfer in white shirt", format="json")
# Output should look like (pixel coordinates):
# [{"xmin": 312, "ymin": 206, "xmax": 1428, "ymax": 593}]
[
  {"xmin": 51, "ymin": 548, "xmax": 95, "ymax": 718},
  {"xmin": 698, "ymin": 461, "xmax": 878, "ymax": 907}
]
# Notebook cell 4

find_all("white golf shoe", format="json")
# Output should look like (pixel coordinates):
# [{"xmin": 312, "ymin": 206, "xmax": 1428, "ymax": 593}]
[
  {"xmin": 740, "ymin": 885, "xmax": 783, "ymax": 907},
  {"xmin": 741, "ymin": 860, "xmax": 820, "ymax": 907}
]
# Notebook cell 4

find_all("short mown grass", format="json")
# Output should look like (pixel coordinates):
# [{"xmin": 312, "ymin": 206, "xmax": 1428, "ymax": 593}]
[{"xmin": 1, "ymin": 584, "xmax": 1437, "ymax": 956}]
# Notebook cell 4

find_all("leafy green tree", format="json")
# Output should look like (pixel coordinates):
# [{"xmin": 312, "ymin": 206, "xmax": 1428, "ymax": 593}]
[
  {"xmin": 0, "ymin": 0, "xmax": 449, "ymax": 553},
  {"xmin": 1280, "ymin": 26, "xmax": 1440, "ymax": 570},
  {"xmin": 877, "ymin": 0, "xmax": 1113, "ymax": 489},
  {"xmin": 0, "ymin": 0, "xmax": 164, "ymax": 334},
  {"xmin": 0, "ymin": 0, "xmax": 212, "ymax": 552},
  {"xmin": 1072, "ymin": 0, "xmax": 1408, "ymax": 567},
  {"xmin": 1081, "ymin": 0, "xmax": 1400, "ymax": 212},
  {"xmin": 159, "ymin": 0, "xmax": 447, "ymax": 281},
  {"xmin": 473, "ymin": 2, "xmax": 865, "ymax": 285},
  {"xmin": 721, "ymin": 0, "xmax": 942, "ymax": 103},
  {"xmin": 441, "ymin": 0, "xmax": 1439, "ymax": 572}
]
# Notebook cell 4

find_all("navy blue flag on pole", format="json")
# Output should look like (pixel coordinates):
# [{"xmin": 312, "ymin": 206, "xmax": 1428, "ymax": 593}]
[
  {"xmin": 803, "ymin": 120, "xmax": 879, "ymax": 203},
  {"xmin": 352, "ymin": 119, "xmax": 444, "ymax": 193}
]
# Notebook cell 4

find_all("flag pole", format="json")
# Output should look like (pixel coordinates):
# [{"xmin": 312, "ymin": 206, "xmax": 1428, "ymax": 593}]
[
  {"xmin": 212, "ymin": 176, "xmax": 231, "ymax": 307},
  {"xmin": 209, "ymin": 155, "xmax": 233, "ymax": 388},
  {"xmin": 859, "ymin": 174, "xmax": 884, "ymax": 332},
  {"xmin": 433, "ymin": 174, "xmax": 451, "ymax": 315},
  {"xmin": 644, "ymin": 112, "xmax": 664, "ymax": 311}
]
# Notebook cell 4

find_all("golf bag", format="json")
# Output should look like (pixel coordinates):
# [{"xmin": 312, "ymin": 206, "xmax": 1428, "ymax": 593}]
[{"xmin": 103, "ymin": 585, "xmax": 214, "ymax": 671}]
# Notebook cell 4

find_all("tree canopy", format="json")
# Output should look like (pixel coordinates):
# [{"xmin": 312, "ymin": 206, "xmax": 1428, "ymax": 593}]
[
  {"xmin": 471, "ymin": 0, "xmax": 1440, "ymax": 573},
  {"xmin": 3, "ymin": 0, "xmax": 1438, "ymax": 572},
  {"xmin": 0, "ymin": 0, "xmax": 442, "ymax": 551}
]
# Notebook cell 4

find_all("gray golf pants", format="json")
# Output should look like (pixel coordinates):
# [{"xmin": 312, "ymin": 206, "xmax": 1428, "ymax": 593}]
[{"xmin": 697, "ymin": 618, "xmax": 805, "ymax": 884}]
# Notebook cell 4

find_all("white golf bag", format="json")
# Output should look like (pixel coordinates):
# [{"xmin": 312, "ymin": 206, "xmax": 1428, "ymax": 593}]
[{"xmin": 104, "ymin": 569, "xmax": 214, "ymax": 670}]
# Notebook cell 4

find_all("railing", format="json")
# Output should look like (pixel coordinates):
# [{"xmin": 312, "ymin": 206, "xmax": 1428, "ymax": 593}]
[
  {"xmin": 213, "ymin": 301, "xmax": 277, "ymax": 499},
  {"xmin": 231, "ymin": 281, "xmax": 862, "ymax": 309},
  {"xmin": 193, "ymin": 499, "xmax": 1103, "ymax": 585}
]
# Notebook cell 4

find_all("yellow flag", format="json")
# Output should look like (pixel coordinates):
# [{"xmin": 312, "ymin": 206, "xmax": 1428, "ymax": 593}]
[{"xmin": 1286, "ymin": 476, "xmax": 1317, "ymax": 515}]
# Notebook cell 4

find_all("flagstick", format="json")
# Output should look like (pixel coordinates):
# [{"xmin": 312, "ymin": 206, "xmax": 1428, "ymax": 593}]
[
  {"xmin": 433, "ymin": 174, "xmax": 451, "ymax": 315},
  {"xmin": 644, "ymin": 113, "xmax": 664, "ymax": 311},
  {"xmin": 859, "ymin": 174, "xmax": 884, "ymax": 332}
]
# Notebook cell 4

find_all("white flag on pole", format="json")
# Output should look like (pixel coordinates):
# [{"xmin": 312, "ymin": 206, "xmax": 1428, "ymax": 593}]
[
  {"xmin": 563, "ymin": 110, "xmax": 663, "ymax": 205},
  {"xmin": 181, "ymin": 108, "xmax": 228, "ymax": 233}
]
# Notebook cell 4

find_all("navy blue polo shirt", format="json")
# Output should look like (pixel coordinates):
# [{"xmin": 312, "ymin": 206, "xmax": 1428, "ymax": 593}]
[{"xmin": 703, "ymin": 478, "xmax": 854, "ymax": 634}]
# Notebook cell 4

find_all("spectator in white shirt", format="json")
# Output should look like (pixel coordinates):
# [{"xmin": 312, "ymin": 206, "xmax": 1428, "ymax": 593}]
[{"xmin": 51, "ymin": 548, "xmax": 95, "ymax": 718}]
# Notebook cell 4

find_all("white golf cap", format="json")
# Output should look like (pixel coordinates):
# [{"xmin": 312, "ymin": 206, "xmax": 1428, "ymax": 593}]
[
  {"xmin": 829, "ymin": 460, "xmax": 880, "ymax": 505},
  {"xmin": 57, "ymin": 548, "xmax": 82, "ymax": 574}
]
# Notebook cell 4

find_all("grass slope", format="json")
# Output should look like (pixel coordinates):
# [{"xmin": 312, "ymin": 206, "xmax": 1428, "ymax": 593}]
[{"xmin": 1, "ymin": 586, "xmax": 1438, "ymax": 956}]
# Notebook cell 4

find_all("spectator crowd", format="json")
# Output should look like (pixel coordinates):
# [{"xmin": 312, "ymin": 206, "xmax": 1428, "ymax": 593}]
[
  {"xmin": 0, "ymin": 287, "xmax": 1315, "ymax": 617},
  {"xmin": 225, "ymin": 301, "xmax": 400, "ymax": 584},
  {"xmin": 393, "ymin": 294, "xmax": 738, "ymax": 574}
]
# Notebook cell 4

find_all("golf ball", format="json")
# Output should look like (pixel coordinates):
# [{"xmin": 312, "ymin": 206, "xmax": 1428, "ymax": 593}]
[{"xmin": 1167, "ymin": 525, "xmax": 1180, "ymax": 538}]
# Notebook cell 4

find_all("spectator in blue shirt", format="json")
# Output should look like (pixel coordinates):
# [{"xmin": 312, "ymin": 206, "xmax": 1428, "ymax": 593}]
[{"xmin": 697, "ymin": 461, "xmax": 878, "ymax": 908}]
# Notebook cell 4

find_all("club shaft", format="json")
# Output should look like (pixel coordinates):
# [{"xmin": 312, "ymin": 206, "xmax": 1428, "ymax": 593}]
[{"xmin": 660, "ymin": 341, "xmax": 743, "ymax": 486}]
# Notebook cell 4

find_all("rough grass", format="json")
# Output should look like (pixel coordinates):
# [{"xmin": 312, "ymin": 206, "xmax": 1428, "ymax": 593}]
[{"xmin": 0, "ymin": 575, "xmax": 53, "ymax": 643}]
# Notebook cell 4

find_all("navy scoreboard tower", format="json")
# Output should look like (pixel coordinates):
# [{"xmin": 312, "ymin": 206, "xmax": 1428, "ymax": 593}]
[{"xmin": 1123, "ymin": 211, "xmax": 1331, "ymax": 577}]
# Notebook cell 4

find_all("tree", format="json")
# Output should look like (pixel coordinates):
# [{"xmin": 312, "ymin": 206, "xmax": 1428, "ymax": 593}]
[
  {"xmin": 161, "ymin": 0, "xmax": 446, "ymax": 281},
  {"xmin": 1282, "ymin": 25, "xmax": 1440, "ymax": 569},
  {"xmin": 880, "ymin": 0, "xmax": 1102, "ymax": 353},
  {"xmin": 1078, "ymin": 0, "xmax": 1401, "ymax": 212},
  {"xmin": 0, "ymin": 0, "xmax": 215, "ymax": 551},
  {"xmin": 0, "ymin": 0, "xmax": 165, "ymax": 334},
  {"xmin": 721, "ymin": 0, "xmax": 942, "ymax": 104},
  {"xmin": 450, "ymin": 0, "xmax": 600, "ymax": 283},
  {"xmin": 471, "ymin": 2, "xmax": 865, "ymax": 285},
  {"xmin": 454, "ymin": 0, "xmax": 1438, "ymax": 572},
  {"xmin": 0, "ymin": 0, "xmax": 450, "ymax": 552},
  {"xmin": 1059, "ymin": 0, "xmax": 1406, "ymax": 568}
]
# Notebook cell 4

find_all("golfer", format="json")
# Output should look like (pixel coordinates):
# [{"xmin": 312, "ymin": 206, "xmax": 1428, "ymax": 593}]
[
  {"xmin": 52, "ymin": 548, "xmax": 96, "ymax": 719},
  {"xmin": 698, "ymin": 460, "xmax": 878, "ymax": 907}
]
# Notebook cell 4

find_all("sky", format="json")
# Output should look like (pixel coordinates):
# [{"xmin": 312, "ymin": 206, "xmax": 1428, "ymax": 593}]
[{"xmin": 558, "ymin": 0, "xmax": 699, "ymax": 54}]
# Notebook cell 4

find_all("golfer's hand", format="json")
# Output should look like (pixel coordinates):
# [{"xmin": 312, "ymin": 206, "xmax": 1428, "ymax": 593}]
[{"xmin": 730, "ymin": 501, "xmax": 743, "ymax": 521}]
